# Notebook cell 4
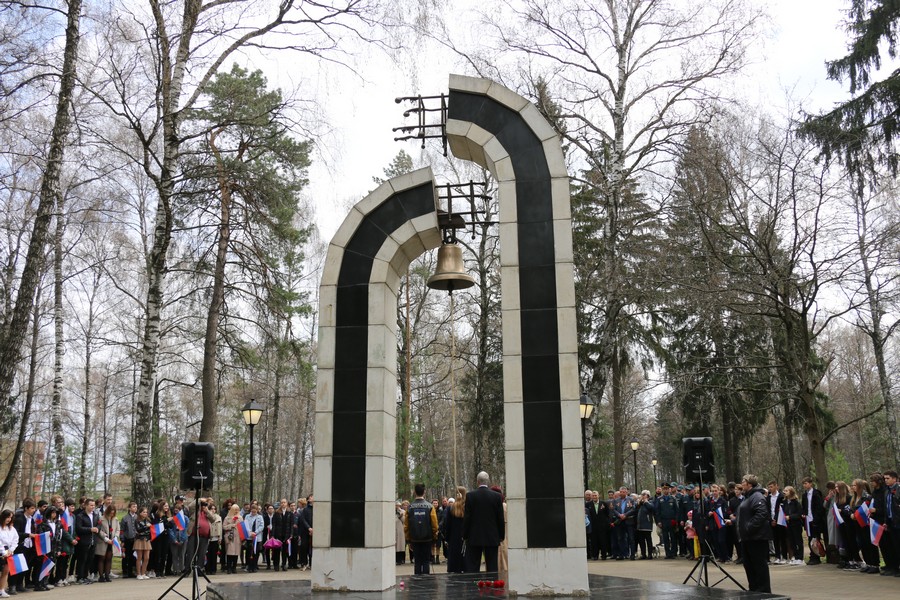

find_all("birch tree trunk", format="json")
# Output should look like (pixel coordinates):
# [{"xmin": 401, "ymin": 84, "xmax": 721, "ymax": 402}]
[
  {"xmin": 0, "ymin": 286, "xmax": 43, "ymax": 502},
  {"xmin": 51, "ymin": 195, "xmax": 70, "ymax": 496},
  {"xmin": 0, "ymin": 0, "xmax": 82, "ymax": 416}
]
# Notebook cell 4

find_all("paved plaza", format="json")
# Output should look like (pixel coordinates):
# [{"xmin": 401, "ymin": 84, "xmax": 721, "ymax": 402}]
[{"xmin": 49, "ymin": 556, "xmax": 897, "ymax": 600}]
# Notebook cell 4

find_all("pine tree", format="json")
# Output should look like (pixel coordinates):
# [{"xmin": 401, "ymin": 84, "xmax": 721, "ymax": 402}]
[{"xmin": 801, "ymin": 0, "xmax": 900, "ymax": 185}]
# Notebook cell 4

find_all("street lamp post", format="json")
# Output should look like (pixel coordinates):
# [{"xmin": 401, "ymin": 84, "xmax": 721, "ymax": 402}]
[
  {"xmin": 579, "ymin": 394, "xmax": 594, "ymax": 490},
  {"xmin": 651, "ymin": 458, "xmax": 658, "ymax": 490},
  {"xmin": 241, "ymin": 399, "xmax": 264, "ymax": 504},
  {"xmin": 630, "ymin": 437, "xmax": 640, "ymax": 491}
]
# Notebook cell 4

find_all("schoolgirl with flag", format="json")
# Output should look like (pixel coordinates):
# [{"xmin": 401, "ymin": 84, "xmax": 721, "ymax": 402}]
[
  {"xmin": 0, "ymin": 509, "xmax": 21, "ymax": 597},
  {"xmin": 243, "ymin": 504, "xmax": 265, "ymax": 573}
]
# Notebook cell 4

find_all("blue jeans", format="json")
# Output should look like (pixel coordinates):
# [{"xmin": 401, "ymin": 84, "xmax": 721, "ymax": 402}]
[{"xmin": 615, "ymin": 524, "xmax": 634, "ymax": 558}]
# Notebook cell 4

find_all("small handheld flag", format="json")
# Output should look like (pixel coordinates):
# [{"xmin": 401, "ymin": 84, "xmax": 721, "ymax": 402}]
[
  {"xmin": 39, "ymin": 557, "xmax": 54, "ymax": 580},
  {"xmin": 113, "ymin": 537, "xmax": 122, "ymax": 556},
  {"xmin": 61, "ymin": 509, "xmax": 73, "ymax": 532},
  {"xmin": 287, "ymin": 538, "xmax": 292, "ymax": 557},
  {"xmin": 33, "ymin": 512, "xmax": 43, "ymax": 525},
  {"xmin": 35, "ymin": 531, "xmax": 52, "ymax": 556},
  {"xmin": 832, "ymin": 503, "xmax": 844, "ymax": 525},
  {"xmin": 237, "ymin": 522, "xmax": 251, "ymax": 542},
  {"xmin": 870, "ymin": 519, "xmax": 885, "ymax": 546},
  {"xmin": 805, "ymin": 512, "xmax": 812, "ymax": 537},
  {"xmin": 776, "ymin": 506, "xmax": 787, "ymax": 527},
  {"xmin": 713, "ymin": 507, "xmax": 725, "ymax": 528},
  {"xmin": 6, "ymin": 554, "xmax": 29, "ymax": 575},
  {"xmin": 174, "ymin": 511, "xmax": 188, "ymax": 531},
  {"xmin": 149, "ymin": 522, "xmax": 166, "ymax": 541},
  {"xmin": 854, "ymin": 502, "xmax": 870, "ymax": 527}
]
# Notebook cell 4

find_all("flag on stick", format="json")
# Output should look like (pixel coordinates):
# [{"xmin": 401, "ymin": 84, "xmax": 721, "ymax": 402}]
[
  {"xmin": 854, "ymin": 502, "xmax": 870, "ymax": 527},
  {"xmin": 776, "ymin": 506, "xmax": 787, "ymax": 527},
  {"xmin": 149, "ymin": 522, "xmax": 166, "ymax": 541},
  {"xmin": 34, "ymin": 532, "xmax": 52, "ymax": 556},
  {"xmin": 113, "ymin": 537, "xmax": 122, "ymax": 556},
  {"xmin": 6, "ymin": 554, "xmax": 28, "ymax": 575},
  {"xmin": 832, "ymin": 503, "xmax": 844, "ymax": 525},
  {"xmin": 713, "ymin": 507, "xmax": 725, "ymax": 528},
  {"xmin": 870, "ymin": 518, "xmax": 885, "ymax": 546},
  {"xmin": 174, "ymin": 511, "xmax": 188, "ymax": 531},
  {"xmin": 39, "ymin": 557, "xmax": 54, "ymax": 580},
  {"xmin": 237, "ymin": 521, "xmax": 251, "ymax": 542}
]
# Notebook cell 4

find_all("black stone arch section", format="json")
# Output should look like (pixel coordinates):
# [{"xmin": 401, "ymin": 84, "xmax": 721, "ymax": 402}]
[
  {"xmin": 447, "ymin": 80, "xmax": 570, "ymax": 548},
  {"xmin": 328, "ymin": 176, "xmax": 438, "ymax": 548}
]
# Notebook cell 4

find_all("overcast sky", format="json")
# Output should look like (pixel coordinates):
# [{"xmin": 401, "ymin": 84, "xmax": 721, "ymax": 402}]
[{"xmin": 291, "ymin": 0, "xmax": 866, "ymax": 242}]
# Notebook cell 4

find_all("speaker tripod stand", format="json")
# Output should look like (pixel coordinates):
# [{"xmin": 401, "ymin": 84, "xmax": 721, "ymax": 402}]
[
  {"xmin": 682, "ymin": 539, "xmax": 745, "ymax": 589},
  {"xmin": 158, "ymin": 483, "xmax": 210, "ymax": 600}
]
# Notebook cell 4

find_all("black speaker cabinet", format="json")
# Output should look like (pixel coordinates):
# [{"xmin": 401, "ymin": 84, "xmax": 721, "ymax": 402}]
[
  {"xmin": 180, "ymin": 442, "xmax": 215, "ymax": 490},
  {"xmin": 682, "ymin": 437, "xmax": 715, "ymax": 484}
]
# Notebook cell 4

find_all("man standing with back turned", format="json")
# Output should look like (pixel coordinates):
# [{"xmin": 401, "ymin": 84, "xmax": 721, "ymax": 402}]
[
  {"xmin": 463, "ymin": 471, "xmax": 505, "ymax": 573},
  {"xmin": 404, "ymin": 484, "xmax": 439, "ymax": 575},
  {"xmin": 738, "ymin": 474, "xmax": 772, "ymax": 593}
]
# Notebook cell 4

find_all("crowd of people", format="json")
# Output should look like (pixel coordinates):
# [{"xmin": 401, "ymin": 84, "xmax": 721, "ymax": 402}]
[
  {"xmin": 0, "ymin": 492, "xmax": 314, "ymax": 596},
  {"xmin": 580, "ymin": 470, "xmax": 899, "ymax": 592},
  {"xmin": 2, "ymin": 468, "xmax": 897, "ymax": 596}
]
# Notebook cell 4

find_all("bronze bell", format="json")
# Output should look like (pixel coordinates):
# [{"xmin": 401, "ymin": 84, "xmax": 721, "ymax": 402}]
[{"xmin": 426, "ymin": 243, "xmax": 475, "ymax": 291}]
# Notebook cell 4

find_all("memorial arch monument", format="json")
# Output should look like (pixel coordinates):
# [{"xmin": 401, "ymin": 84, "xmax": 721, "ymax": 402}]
[{"xmin": 312, "ymin": 75, "xmax": 588, "ymax": 595}]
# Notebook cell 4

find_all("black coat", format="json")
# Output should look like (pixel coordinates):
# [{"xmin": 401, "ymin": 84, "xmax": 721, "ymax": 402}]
[
  {"xmin": 738, "ymin": 486, "xmax": 772, "ymax": 542},
  {"xmin": 297, "ymin": 506, "xmax": 313, "ymax": 540},
  {"xmin": 463, "ymin": 486, "xmax": 504, "ymax": 547},
  {"xmin": 75, "ymin": 511, "xmax": 95, "ymax": 547},
  {"xmin": 272, "ymin": 510, "xmax": 292, "ymax": 541},
  {"xmin": 801, "ymin": 487, "xmax": 825, "ymax": 533}
]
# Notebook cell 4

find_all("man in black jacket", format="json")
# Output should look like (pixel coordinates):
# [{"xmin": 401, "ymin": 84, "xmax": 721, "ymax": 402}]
[
  {"xmin": 800, "ymin": 476, "xmax": 826, "ymax": 564},
  {"xmin": 75, "ymin": 499, "xmax": 99, "ymax": 585},
  {"xmin": 738, "ymin": 474, "xmax": 772, "ymax": 593},
  {"xmin": 271, "ymin": 499, "xmax": 292, "ymax": 571},
  {"xmin": 463, "ymin": 471, "xmax": 505, "ymax": 573}
]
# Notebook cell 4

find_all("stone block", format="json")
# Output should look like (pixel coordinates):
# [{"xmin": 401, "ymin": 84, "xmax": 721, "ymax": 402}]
[
  {"xmin": 505, "ymin": 449, "xmax": 526, "ymax": 498},
  {"xmin": 355, "ymin": 180, "xmax": 393, "ymax": 216},
  {"xmin": 557, "ymin": 306, "xmax": 578, "ymax": 353},
  {"xmin": 449, "ymin": 73, "xmax": 492, "ymax": 95},
  {"xmin": 551, "ymin": 176, "xmax": 572, "ymax": 221},
  {"xmin": 499, "ymin": 266, "xmax": 520, "ymax": 311},
  {"xmin": 315, "ymin": 368, "xmax": 334, "ymax": 413},
  {"xmin": 318, "ymin": 284, "xmax": 337, "ymax": 328},
  {"xmin": 501, "ymin": 308, "xmax": 521, "ymax": 357},
  {"xmin": 498, "ymin": 222, "xmax": 519, "ymax": 267},
  {"xmin": 317, "ymin": 326, "xmax": 335, "ymax": 369},
  {"xmin": 507, "ymin": 547, "xmax": 589, "ymax": 595},
  {"xmin": 487, "ymin": 81, "xmax": 529, "ymax": 112},
  {"xmin": 320, "ymin": 244, "xmax": 344, "ymax": 287},
  {"xmin": 364, "ymin": 456, "xmax": 396, "ymax": 503},
  {"xmin": 330, "ymin": 207, "xmax": 365, "ymax": 249},
  {"xmin": 555, "ymin": 262, "xmax": 576, "ymax": 309},
  {"xmin": 365, "ymin": 411, "xmax": 396, "ymax": 458},
  {"xmin": 312, "ymin": 456, "xmax": 332, "ymax": 502},
  {"xmin": 502, "ymin": 354, "xmax": 523, "ymax": 402},
  {"xmin": 497, "ymin": 180, "xmax": 518, "ymax": 224},
  {"xmin": 543, "ymin": 136, "xmax": 568, "ymax": 178},
  {"xmin": 314, "ymin": 411, "xmax": 333, "ymax": 457},
  {"xmin": 553, "ymin": 219, "xmax": 574, "ymax": 262},
  {"xmin": 519, "ymin": 103, "xmax": 559, "ymax": 142}
]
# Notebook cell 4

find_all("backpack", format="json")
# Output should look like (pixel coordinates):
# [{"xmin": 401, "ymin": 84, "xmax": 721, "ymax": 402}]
[{"xmin": 408, "ymin": 501, "xmax": 433, "ymax": 542}]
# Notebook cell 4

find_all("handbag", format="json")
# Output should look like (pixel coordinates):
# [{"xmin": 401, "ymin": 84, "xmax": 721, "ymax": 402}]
[{"xmin": 263, "ymin": 537, "xmax": 282, "ymax": 549}]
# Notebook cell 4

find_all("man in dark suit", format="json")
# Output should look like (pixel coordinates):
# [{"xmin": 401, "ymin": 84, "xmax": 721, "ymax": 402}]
[
  {"xmin": 272, "ymin": 499, "xmax": 293, "ymax": 571},
  {"xmin": 800, "ymin": 477, "xmax": 826, "ymax": 565},
  {"xmin": 75, "ymin": 498, "xmax": 99, "ymax": 584},
  {"xmin": 463, "ymin": 471, "xmax": 505, "ymax": 573}
]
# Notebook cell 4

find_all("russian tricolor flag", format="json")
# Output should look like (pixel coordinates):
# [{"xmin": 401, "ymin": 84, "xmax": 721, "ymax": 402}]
[
  {"xmin": 61, "ymin": 509, "xmax": 72, "ymax": 532},
  {"xmin": 7, "ymin": 554, "xmax": 28, "ymax": 575},
  {"xmin": 776, "ymin": 506, "xmax": 787, "ymax": 527},
  {"xmin": 113, "ymin": 537, "xmax": 122, "ymax": 555},
  {"xmin": 39, "ymin": 557, "xmax": 54, "ymax": 580},
  {"xmin": 713, "ymin": 507, "xmax": 725, "ymax": 528},
  {"xmin": 33, "ymin": 512, "xmax": 43, "ymax": 525},
  {"xmin": 149, "ymin": 522, "xmax": 166, "ymax": 541},
  {"xmin": 35, "ymin": 531, "xmax": 52, "ymax": 556},
  {"xmin": 174, "ymin": 510, "xmax": 188, "ymax": 531},
  {"xmin": 854, "ymin": 502, "xmax": 870, "ymax": 527},
  {"xmin": 287, "ymin": 538, "xmax": 292, "ymax": 556},
  {"xmin": 832, "ymin": 503, "xmax": 844, "ymax": 525},
  {"xmin": 870, "ymin": 519, "xmax": 885, "ymax": 546},
  {"xmin": 237, "ymin": 521, "xmax": 251, "ymax": 542}
]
